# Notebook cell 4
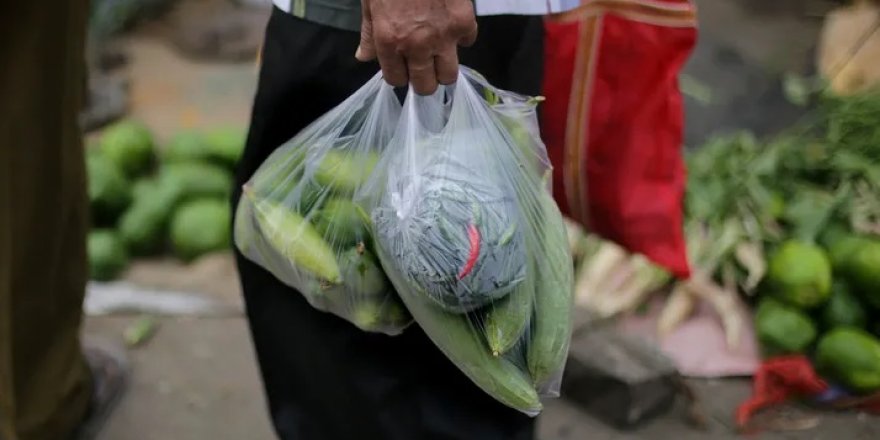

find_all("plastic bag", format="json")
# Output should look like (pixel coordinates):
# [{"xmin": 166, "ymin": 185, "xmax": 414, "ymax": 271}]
[
  {"xmin": 233, "ymin": 72, "xmax": 413, "ymax": 335},
  {"xmin": 363, "ymin": 66, "xmax": 575, "ymax": 416}
]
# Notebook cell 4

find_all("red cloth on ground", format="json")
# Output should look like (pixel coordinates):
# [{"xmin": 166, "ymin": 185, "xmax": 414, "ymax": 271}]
[{"xmin": 737, "ymin": 355, "xmax": 880, "ymax": 430}]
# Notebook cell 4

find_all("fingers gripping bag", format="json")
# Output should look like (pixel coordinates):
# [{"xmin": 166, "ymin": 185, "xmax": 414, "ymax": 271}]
[
  {"xmin": 362, "ymin": 66, "xmax": 575, "ymax": 416},
  {"xmin": 233, "ymin": 72, "xmax": 413, "ymax": 335}
]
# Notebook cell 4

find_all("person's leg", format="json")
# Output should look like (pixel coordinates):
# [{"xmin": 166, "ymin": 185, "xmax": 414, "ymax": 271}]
[
  {"xmin": 0, "ymin": 3, "xmax": 126, "ymax": 439},
  {"xmin": 234, "ymin": 10, "xmax": 390, "ymax": 440},
  {"xmin": 459, "ymin": 15, "xmax": 544, "ymax": 96},
  {"xmin": 235, "ymin": 9, "xmax": 542, "ymax": 440}
]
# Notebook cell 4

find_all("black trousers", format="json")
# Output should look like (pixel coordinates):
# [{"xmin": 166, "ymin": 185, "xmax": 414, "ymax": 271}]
[{"xmin": 233, "ymin": 8, "xmax": 543, "ymax": 440}]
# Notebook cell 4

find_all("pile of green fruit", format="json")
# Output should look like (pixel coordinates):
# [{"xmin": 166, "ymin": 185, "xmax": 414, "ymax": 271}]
[
  {"xmin": 86, "ymin": 119, "xmax": 246, "ymax": 281},
  {"xmin": 682, "ymin": 87, "xmax": 880, "ymax": 396},
  {"xmin": 756, "ymin": 235, "xmax": 880, "ymax": 394},
  {"xmin": 235, "ymin": 147, "xmax": 413, "ymax": 334}
]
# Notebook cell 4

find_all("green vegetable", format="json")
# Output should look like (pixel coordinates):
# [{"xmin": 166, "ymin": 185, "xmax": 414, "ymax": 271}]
[
  {"xmin": 314, "ymin": 199, "xmax": 368, "ymax": 248},
  {"xmin": 88, "ymin": 229, "xmax": 129, "ymax": 281},
  {"xmin": 527, "ymin": 192, "xmax": 574, "ymax": 386},
  {"xmin": 816, "ymin": 328, "xmax": 880, "ymax": 393},
  {"xmin": 397, "ymin": 289, "xmax": 542, "ymax": 413},
  {"xmin": 86, "ymin": 152, "xmax": 132, "ymax": 226},
  {"xmin": 765, "ymin": 240, "xmax": 832, "ymax": 309},
  {"xmin": 256, "ymin": 176, "xmax": 323, "ymax": 213},
  {"xmin": 823, "ymin": 90, "xmax": 880, "ymax": 163},
  {"xmin": 99, "ymin": 119, "xmax": 155, "ymax": 178},
  {"xmin": 338, "ymin": 244, "xmax": 389, "ymax": 298},
  {"xmin": 372, "ymin": 155, "xmax": 528, "ymax": 313},
  {"xmin": 248, "ymin": 192, "xmax": 341, "ymax": 283},
  {"xmin": 247, "ymin": 148, "xmax": 320, "ymax": 212},
  {"xmin": 871, "ymin": 319, "xmax": 880, "ymax": 339},
  {"xmin": 766, "ymin": 190, "xmax": 786, "ymax": 220},
  {"xmin": 827, "ymin": 233, "xmax": 868, "ymax": 274},
  {"xmin": 315, "ymin": 150, "xmax": 378, "ymax": 195},
  {"xmin": 819, "ymin": 224, "xmax": 850, "ymax": 250},
  {"xmin": 233, "ymin": 192, "xmax": 257, "ymax": 256},
  {"xmin": 499, "ymin": 114, "xmax": 543, "ymax": 177},
  {"xmin": 676, "ymin": 88, "xmax": 880, "ymax": 300},
  {"xmin": 131, "ymin": 178, "xmax": 159, "ymax": 201},
  {"xmin": 204, "ymin": 126, "xmax": 247, "ymax": 170},
  {"xmin": 781, "ymin": 187, "xmax": 841, "ymax": 243},
  {"xmin": 250, "ymin": 146, "xmax": 307, "ymax": 194},
  {"xmin": 170, "ymin": 198, "xmax": 232, "ymax": 262},
  {"xmin": 822, "ymin": 281, "xmax": 867, "ymax": 330},
  {"xmin": 158, "ymin": 162, "xmax": 233, "ymax": 203},
  {"xmin": 755, "ymin": 298, "xmax": 817, "ymax": 356},
  {"xmin": 123, "ymin": 315, "xmax": 158, "ymax": 348},
  {"xmin": 846, "ymin": 238, "xmax": 880, "ymax": 308},
  {"xmin": 484, "ymin": 274, "xmax": 533, "ymax": 356},
  {"xmin": 163, "ymin": 130, "xmax": 211, "ymax": 164},
  {"xmin": 350, "ymin": 297, "xmax": 412, "ymax": 332},
  {"xmin": 118, "ymin": 182, "xmax": 179, "ymax": 255},
  {"xmin": 296, "ymin": 181, "xmax": 326, "ymax": 214}
]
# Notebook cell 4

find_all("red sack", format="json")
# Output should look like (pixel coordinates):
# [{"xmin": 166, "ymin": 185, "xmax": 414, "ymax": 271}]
[{"xmin": 541, "ymin": 0, "xmax": 697, "ymax": 278}]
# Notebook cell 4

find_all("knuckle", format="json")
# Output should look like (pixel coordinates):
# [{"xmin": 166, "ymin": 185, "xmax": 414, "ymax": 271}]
[
  {"xmin": 409, "ymin": 62, "xmax": 433, "ymax": 74},
  {"xmin": 373, "ymin": 23, "xmax": 399, "ymax": 47},
  {"xmin": 415, "ymin": 83, "xmax": 438, "ymax": 95},
  {"xmin": 384, "ymin": 70, "xmax": 408, "ymax": 86},
  {"xmin": 465, "ymin": 19, "xmax": 478, "ymax": 35},
  {"xmin": 448, "ymin": 5, "xmax": 477, "ymax": 34},
  {"xmin": 438, "ymin": 74, "xmax": 456, "ymax": 85},
  {"xmin": 405, "ymin": 29, "xmax": 434, "ymax": 51},
  {"xmin": 387, "ymin": 77, "xmax": 408, "ymax": 87},
  {"xmin": 375, "ymin": 31, "xmax": 397, "ymax": 48}
]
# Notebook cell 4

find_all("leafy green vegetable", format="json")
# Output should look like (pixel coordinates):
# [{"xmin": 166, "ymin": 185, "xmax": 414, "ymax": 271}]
[{"xmin": 683, "ymin": 88, "xmax": 880, "ymax": 293}]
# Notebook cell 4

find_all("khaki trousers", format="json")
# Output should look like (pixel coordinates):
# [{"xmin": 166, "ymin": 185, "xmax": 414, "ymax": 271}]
[{"xmin": 0, "ymin": 2, "xmax": 93, "ymax": 439}]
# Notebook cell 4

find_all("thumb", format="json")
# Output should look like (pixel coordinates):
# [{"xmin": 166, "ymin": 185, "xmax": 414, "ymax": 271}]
[{"xmin": 356, "ymin": 4, "xmax": 377, "ymax": 61}]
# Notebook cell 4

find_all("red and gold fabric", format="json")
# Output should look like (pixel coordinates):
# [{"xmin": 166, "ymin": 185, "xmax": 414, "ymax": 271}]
[{"xmin": 542, "ymin": 0, "xmax": 698, "ymax": 278}]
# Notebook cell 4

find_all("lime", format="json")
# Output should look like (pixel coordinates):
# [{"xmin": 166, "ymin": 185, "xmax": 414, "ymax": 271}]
[{"xmin": 766, "ymin": 240, "xmax": 832, "ymax": 308}]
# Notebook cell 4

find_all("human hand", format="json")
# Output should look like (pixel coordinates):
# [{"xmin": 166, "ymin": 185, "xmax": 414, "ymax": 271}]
[{"xmin": 355, "ymin": 0, "xmax": 478, "ymax": 95}]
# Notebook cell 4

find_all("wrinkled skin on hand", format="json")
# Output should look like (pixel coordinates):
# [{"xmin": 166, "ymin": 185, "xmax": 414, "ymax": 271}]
[{"xmin": 356, "ymin": 0, "xmax": 478, "ymax": 95}]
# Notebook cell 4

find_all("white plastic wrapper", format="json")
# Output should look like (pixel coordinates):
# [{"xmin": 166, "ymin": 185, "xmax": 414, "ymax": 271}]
[
  {"xmin": 363, "ymin": 67, "xmax": 575, "ymax": 416},
  {"xmin": 233, "ymin": 72, "xmax": 413, "ymax": 335}
]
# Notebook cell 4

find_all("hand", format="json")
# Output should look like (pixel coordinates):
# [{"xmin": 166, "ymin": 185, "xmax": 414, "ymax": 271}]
[{"xmin": 356, "ymin": 0, "xmax": 478, "ymax": 95}]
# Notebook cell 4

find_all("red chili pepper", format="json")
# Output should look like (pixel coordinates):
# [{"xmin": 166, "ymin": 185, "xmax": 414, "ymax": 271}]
[{"xmin": 458, "ymin": 223, "xmax": 481, "ymax": 280}]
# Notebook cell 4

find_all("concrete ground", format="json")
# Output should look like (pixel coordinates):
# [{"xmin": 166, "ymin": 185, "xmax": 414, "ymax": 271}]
[
  {"xmin": 84, "ymin": 1, "xmax": 880, "ymax": 438},
  {"xmin": 87, "ymin": 314, "xmax": 880, "ymax": 440},
  {"xmin": 86, "ymin": 317, "xmax": 275, "ymax": 440}
]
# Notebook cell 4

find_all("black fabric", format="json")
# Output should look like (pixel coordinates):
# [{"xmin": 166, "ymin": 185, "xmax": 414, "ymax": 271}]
[{"xmin": 232, "ymin": 8, "xmax": 544, "ymax": 440}]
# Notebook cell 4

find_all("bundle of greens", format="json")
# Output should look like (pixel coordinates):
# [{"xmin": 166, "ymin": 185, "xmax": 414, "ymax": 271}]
[
  {"xmin": 565, "ymin": 87, "xmax": 880, "ymax": 354},
  {"xmin": 657, "ymin": 87, "xmax": 880, "ymax": 349},
  {"xmin": 371, "ymin": 145, "xmax": 528, "ymax": 313}
]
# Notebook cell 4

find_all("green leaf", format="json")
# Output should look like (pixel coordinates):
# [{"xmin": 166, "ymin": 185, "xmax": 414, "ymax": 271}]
[
  {"xmin": 782, "ymin": 185, "xmax": 849, "ymax": 243},
  {"xmin": 679, "ymin": 74, "xmax": 713, "ymax": 106},
  {"xmin": 782, "ymin": 73, "xmax": 814, "ymax": 107}
]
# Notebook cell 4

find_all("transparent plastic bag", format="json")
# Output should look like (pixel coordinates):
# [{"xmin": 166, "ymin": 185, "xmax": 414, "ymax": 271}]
[
  {"xmin": 233, "ymin": 72, "xmax": 413, "ymax": 335},
  {"xmin": 363, "ymin": 67, "xmax": 575, "ymax": 416}
]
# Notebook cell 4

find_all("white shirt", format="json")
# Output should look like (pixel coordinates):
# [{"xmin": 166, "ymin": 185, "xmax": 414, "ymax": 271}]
[
  {"xmin": 270, "ymin": 0, "xmax": 581, "ymax": 16},
  {"xmin": 475, "ymin": 0, "xmax": 581, "ymax": 15}
]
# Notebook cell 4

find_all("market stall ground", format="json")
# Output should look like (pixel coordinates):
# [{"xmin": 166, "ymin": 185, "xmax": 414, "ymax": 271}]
[
  {"xmin": 79, "ymin": 0, "xmax": 880, "ymax": 438},
  {"xmin": 85, "ymin": 314, "xmax": 880, "ymax": 440}
]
